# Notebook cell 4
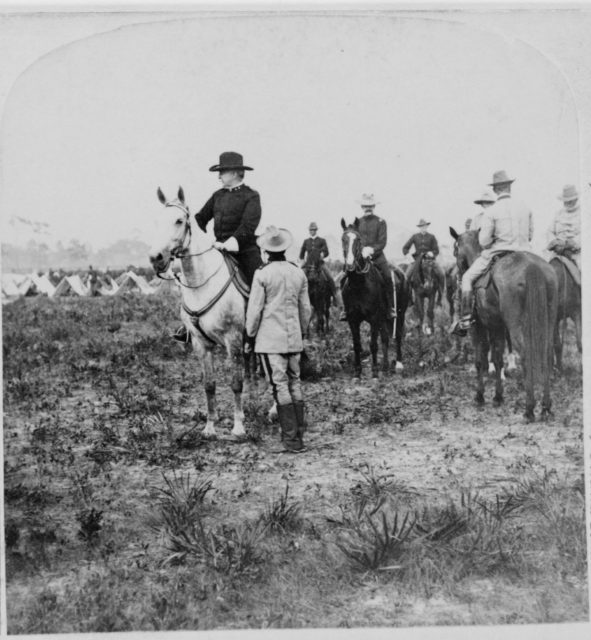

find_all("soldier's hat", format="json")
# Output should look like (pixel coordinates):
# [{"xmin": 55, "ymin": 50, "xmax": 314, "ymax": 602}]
[
  {"xmin": 474, "ymin": 189, "xmax": 496, "ymax": 205},
  {"xmin": 417, "ymin": 218, "xmax": 431, "ymax": 227},
  {"xmin": 357, "ymin": 193, "xmax": 379, "ymax": 207},
  {"xmin": 257, "ymin": 226, "xmax": 293, "ymax": 253},
  {"xmin": 309, "ymin": 222, "xmax": 318, "ymax": 230},
  {"xmin": 209, "ymin": 151, "xmax": 253, "ymax": 172},
  {"xmin": 558, "ymin": 184, "xmax": 579, "ymax": 202},
  {"xmin": 488, "ymin": 170, "xmax": 515, "ymax": 186}
]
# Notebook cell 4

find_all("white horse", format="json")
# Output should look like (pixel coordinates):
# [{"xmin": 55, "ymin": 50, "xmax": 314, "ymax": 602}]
[{"xmin": 149, "ymin": 187, "xmax": 251, "ymax": 439}]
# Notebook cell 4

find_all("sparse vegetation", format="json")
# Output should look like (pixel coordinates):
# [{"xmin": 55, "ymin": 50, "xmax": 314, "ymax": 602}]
[{"xmin": 3, "ymin": 294, "xmax": 587, "ymax": 632}]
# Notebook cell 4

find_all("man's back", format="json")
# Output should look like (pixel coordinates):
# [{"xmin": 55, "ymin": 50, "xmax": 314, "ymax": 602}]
[{"xmin": 479, "ymin": 193, "xmax": 533, "ymax": 252}]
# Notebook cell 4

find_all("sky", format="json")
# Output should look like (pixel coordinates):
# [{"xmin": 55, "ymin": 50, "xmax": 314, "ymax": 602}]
[{"xmin": 0, "ymin": 8, "xmax": 584, "ymax": 264}]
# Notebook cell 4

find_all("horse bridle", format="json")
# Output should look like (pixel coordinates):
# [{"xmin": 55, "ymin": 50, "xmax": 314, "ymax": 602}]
[
  {"xmin": 157, "ymin": 199, "xmax": 221, "ymax": 289},
  {"xmin": 343, "ymin": 229, "xmax": 371, "ymax": 274}
]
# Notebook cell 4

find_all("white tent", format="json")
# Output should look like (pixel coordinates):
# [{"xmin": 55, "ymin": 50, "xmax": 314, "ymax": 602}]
[
  {"xmin": 53, "ymin": 274, "xmax": 89, "ymax": 297},
  {"xmin": 31, "ymin": 273, "xmax": 56, "ymax": 296},
  {"xmin": 115, "ymin": 270, "xmax": 154, "ymax": 295},
  {"xmin": 1, "ymin": 273, "xmax": 25, "ymax": 298},
  {"xmin": 97, "ymin": 276, "xmax": 119, "ymax": 296}
]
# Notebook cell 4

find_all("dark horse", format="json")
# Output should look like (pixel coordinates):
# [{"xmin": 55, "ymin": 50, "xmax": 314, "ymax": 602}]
[
  {"xmin": 549, "ymin": 254, "xmax": 582, "ymax": 371},
  {"xmin": 303, "ymin": 255, "xmax": 333, "ymax": 335},
  {"xmin": 445, "ymin": 263, "xmax": 458, "ymax": 319},
  {"xmin": 407, "ymin": 253, "xmax": 444, "ymax": 335},
  {"xmin": 341, "ymin": 218, "xmax": 409, "ymax": 378},
  {"xmin": 450, "ymin": 228, "xmax": 558, "ymax": 421}
]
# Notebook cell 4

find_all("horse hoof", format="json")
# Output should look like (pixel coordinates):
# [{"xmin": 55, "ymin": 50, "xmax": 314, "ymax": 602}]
[
  {"xmin": 523, "ymin": 412, "xmax": 535, "ymax": 423},
  {"xmin": 395, "ymin": 362, "xmax": 404, "ymax": 371},
  {"xmin": 475, "ymin": 393, "xmax": 485, "ymax": 405},
  {"xmin": 493, "ymin": 396, "xmax": 503, "ymax": 407}
]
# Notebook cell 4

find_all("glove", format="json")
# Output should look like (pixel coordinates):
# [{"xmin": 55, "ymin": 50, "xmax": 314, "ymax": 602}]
[
  {"xmin": 425, "ymin": 251, "xmax": 434, "ymax": 259},
  {"xmin": 244, "ymin": 342, "xmax": 252, "ymax": 354},
  {"xmin": 223, "ymin": 237, "xmax": 239, "ymax": 253},
  {"xmin": 361, "ymin": 246, "xmax": 374, "ymax": 259}
]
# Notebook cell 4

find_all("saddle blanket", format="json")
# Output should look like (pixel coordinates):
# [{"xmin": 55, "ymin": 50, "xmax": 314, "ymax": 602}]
[{"xmin": 554, "ymin": 255, "xmax": 581, "ymax": 287}]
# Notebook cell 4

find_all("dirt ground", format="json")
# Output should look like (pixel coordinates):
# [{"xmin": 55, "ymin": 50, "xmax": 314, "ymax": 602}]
[{"xmin": 3, "ymin": 295, "xmax": 588, "ymax": 632}]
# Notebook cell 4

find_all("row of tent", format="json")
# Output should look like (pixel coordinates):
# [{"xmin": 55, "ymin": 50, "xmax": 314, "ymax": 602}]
[{"xmin": 1, "ymin": 270, "xmax": 180, "ymax": 302}]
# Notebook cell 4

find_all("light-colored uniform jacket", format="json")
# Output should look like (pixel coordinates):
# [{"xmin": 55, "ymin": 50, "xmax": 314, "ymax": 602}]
[
  {"xmin": 245, "ymin": 259, "xmax": 311, "ymax": 354},
  {"xmin": 547, "ymin": 205, "xmax": 580, "ymax": 251},
  {"xmin": 478, "ymin": 193, "xmax": 533, "ymax": 257}
]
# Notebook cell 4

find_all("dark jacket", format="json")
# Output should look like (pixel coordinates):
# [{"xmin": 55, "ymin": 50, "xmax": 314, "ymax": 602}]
[
  {"xmin": 358, "ymin": 214, "xmax": 387, "ymax": 258},
  {"xmin": 194, "ymin": 184, "xmax": 261, "ymax": 250},
  {"xmin": 402, "ymin": 232, "xmax": 439, "ymax": 258},
  {"xmin": 299, "ymin": 236, "xmax": 329, "ymax": 265}
]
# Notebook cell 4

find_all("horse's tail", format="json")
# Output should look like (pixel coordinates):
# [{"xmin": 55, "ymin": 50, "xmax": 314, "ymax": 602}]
[{"xmin": 523, "ymin": 262, "xmax": 552, "ymax": 388}]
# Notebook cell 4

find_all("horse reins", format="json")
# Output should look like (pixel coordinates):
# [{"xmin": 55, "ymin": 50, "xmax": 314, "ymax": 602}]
[{"xmin": 157, "ymin": 197, "xmax": 239, "ymax": 346}]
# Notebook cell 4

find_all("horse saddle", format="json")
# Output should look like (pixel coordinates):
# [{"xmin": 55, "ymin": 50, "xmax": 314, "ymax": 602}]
[
  {"xmin": 554, "ymin": 254, "xmax": 581, "ymax": 287},
  {"xmin": 222, "ymin": 253, "xmax": 250, "ymax": 299},
  {"xmin": 473, "ymin": 252, "xmax": 511, "ymax": 290}
]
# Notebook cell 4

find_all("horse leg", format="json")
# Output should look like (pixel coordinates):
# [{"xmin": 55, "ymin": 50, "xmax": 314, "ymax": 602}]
[
  {"xmin": 394, "ymin": 308, "xmax": 404, "ymax": 371},
  {"xmin": 491, "ymin": 330, "xmax": 505, "ymax": 405},
  {"xmin": 370, "ymin": 322, "xmax": 380, "ymax": 378},
  {"xmin": 350, "ymin": 320, "xmax": 363, "ymax": 378},
  {"xmin": 473, "ymin": 324, "xmax": 488, "ymax": 405},
  {"xmin": 380, "ymin": 321, "xmax": 390, "ymax": 374},
  {"xmin": 554, "ymin": 318, "xmax": 563, "ymax": 373},
  {"xmin": 415, "ymin": 295, "xmax": 424, "ymax": 336},
  {"xmin": 201, "ymin": 349, "xmax": 218, "ymax": 437},
  {"xmin": 229, "ymin": 342, "xmax": 246, "ymax": 437},
  {"xmin": 427, "ymin": 294, "xmax": 435, "ymax": 335},
  {"xmin": 574, "ymin": 311, "xmax": 582, "ymax": 354}
]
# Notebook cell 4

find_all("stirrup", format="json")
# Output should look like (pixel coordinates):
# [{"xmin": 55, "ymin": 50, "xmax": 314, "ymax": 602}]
[{"xmin": 173, "ymin": 326, "xmax": 191, "ymax": 343}]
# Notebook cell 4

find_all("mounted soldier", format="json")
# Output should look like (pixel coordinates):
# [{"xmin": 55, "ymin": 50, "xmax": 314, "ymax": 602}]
[
  {"xmin": 340, "ymin": 193, "xmax": 395, "ymax": 320},
  {"xmin": 173, "ymin": 151, "xmax": 262, "ymax": 343},
  {"xmin": 450, "ymin": 169, "xmax": 534, "ymax": 337},
  {"xmin": 402, "ymin": 218, "xmax": 445, "ymax": 288},
  {"xmin": 471, "ymin": 189, "xmax": 497, "ymax": 232},
  {"xmin": 547, "ymin": 184, "xmax": 581, "ymax": 273},
  {"xmin": 299, "ymin": 222, "xmax": 337, "ymax": 301}
]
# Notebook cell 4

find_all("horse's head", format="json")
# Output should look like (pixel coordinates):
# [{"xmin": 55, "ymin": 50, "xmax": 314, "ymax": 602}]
[
  {"xmin": 340, "ymin": 217, "xmax": 363, "ymax": 272},
  {"xmin": 149, "ymin": 187, "xmax": 192, "ymax": 273},
  {"xmin": 449, "ymin": 227, "xmax": 480, "ymax": 277},
  {"xmin": 420, "ymin": 252, "xmax": 436, "ymax": 284}
]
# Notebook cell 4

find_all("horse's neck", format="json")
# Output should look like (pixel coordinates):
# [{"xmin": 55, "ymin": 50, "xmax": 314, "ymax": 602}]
[{"xmin": 179, "ymin": 223, "xmax": 226, "ymax": 300}]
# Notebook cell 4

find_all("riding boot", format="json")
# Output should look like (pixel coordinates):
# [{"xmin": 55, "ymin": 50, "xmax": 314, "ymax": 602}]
[
  {"xmin": 293, "ymin": 400, "xmax": 307, "ymax": 435},
  {"xmin": 173, "ymin": 325, "xmax": 191, "ymax": 343},
  {"xmin": 385, "ymin": 282, "xmax": 395, "ymax": 320},
  {"xmin": 449, "ymin": 291, "xmax": 474, "ymax": 337},
  {"xmin": 276, "ymin": 403, "xmax": 306, "ymax": 453}
]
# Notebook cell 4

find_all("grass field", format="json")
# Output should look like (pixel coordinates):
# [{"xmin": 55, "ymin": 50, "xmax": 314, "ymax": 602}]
[{"xmin": 2, "ymin": 292, "xmax": 588, "ymax": 633}]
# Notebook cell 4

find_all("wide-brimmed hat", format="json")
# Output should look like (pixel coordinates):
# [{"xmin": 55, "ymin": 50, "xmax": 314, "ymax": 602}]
[
  {"xmin": 558, "ymin": 184, "xmax": 579, "ymax": 202},
  {"xmin": 309, "ymin": 222, "xmax": 318, "ymax": 230},
  {"xmin": 474, "ymin": 189, "xmax": 496, "ymax": 205},
  {"xmin": 489, "ymin": 170, "xmax": 515, "ymax": 186},
  {"xmin": 257, "ymin": 226, "xmax": 293, "ymax": 253},
  {"xmin": 417, "ymin": 218, "xmax": 430, "ymax": 227},
  {"xmin": 357, "ymin": 193, "xmax": 379, "ymax": 207},
  {"xmin": 209, "ymin": 151, "xmax": 253, "ymax": 172}
]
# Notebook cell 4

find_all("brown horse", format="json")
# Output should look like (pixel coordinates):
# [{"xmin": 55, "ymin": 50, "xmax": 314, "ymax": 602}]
[
  {"xmin": 303, "ymin": 255, "xmax": 333, "ymax": 336},
  {"xmin": 450, "ymin": 228, "xmax": 558, "ymax": 421},
  {"xmin": 550, "ymin": 256, "xmax": 582, "ymax": 371},
  {"xmin": 407, "ymin": 253, "xmax": 444, "ymax": 335}
]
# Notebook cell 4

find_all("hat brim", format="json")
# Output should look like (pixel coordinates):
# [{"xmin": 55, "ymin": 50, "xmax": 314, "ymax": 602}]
[
  {"xmin": 209, "ymin": 164, "xmax": 254, "ymax": 172},
  {"xmin": 488, "ymin": 179, "xmax": 515, "ymax": 186},
  {"xmin": 557, "ymin": 194, "xmax": 579, "ymax": 201},
  {"xmin": 417, "ymin": 223, "xmax": 431, "ymax": 227},
  {"xmin": 257, "ymin": 232, "xmax": 293, "ymax": 253},
  {"xmin": 474, "ymin": 199, "xmax": 495, "ymax": 205}
]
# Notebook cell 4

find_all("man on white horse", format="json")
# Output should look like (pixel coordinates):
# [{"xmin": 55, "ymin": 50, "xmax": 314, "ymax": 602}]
[
  {"xmin": 174, "ymin": 151, "xmax": 262, "ymax": 342},
  {"xmin": 547, "ymin": 184, "xmax": 581, "ymax": 272},
  {"xmin": 451, "ymin": 170, "xmax": 533, "ymax": 337},
  {"xmin": 246, "ymin": 226, "xmax": 311, "ymax": 453}
]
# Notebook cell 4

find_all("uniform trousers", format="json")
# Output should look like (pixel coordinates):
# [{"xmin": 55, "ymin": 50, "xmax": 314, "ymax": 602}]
[{"xmin": 259, "ymin": 353, "xmax": 303, "ymax": 406}]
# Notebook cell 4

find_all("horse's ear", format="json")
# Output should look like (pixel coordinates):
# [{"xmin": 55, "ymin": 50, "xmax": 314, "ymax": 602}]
[
  {"xmin": 178, "ymin": 187, "xmax": 185, "ymax": 204},
  {"xmin": 354, "ymin": 217, "xmax": 360, "ymax": 229},
  {"xmin": 157, "ymin": 188, "xmax": 166, "ymax": 204},
  {"xmin": 340, "ymin": 217, "xmax": 347, "ymax": 230},
  {"xmin": 449, "ymin": 226, "xmax": 459, "ymax": 240}
]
